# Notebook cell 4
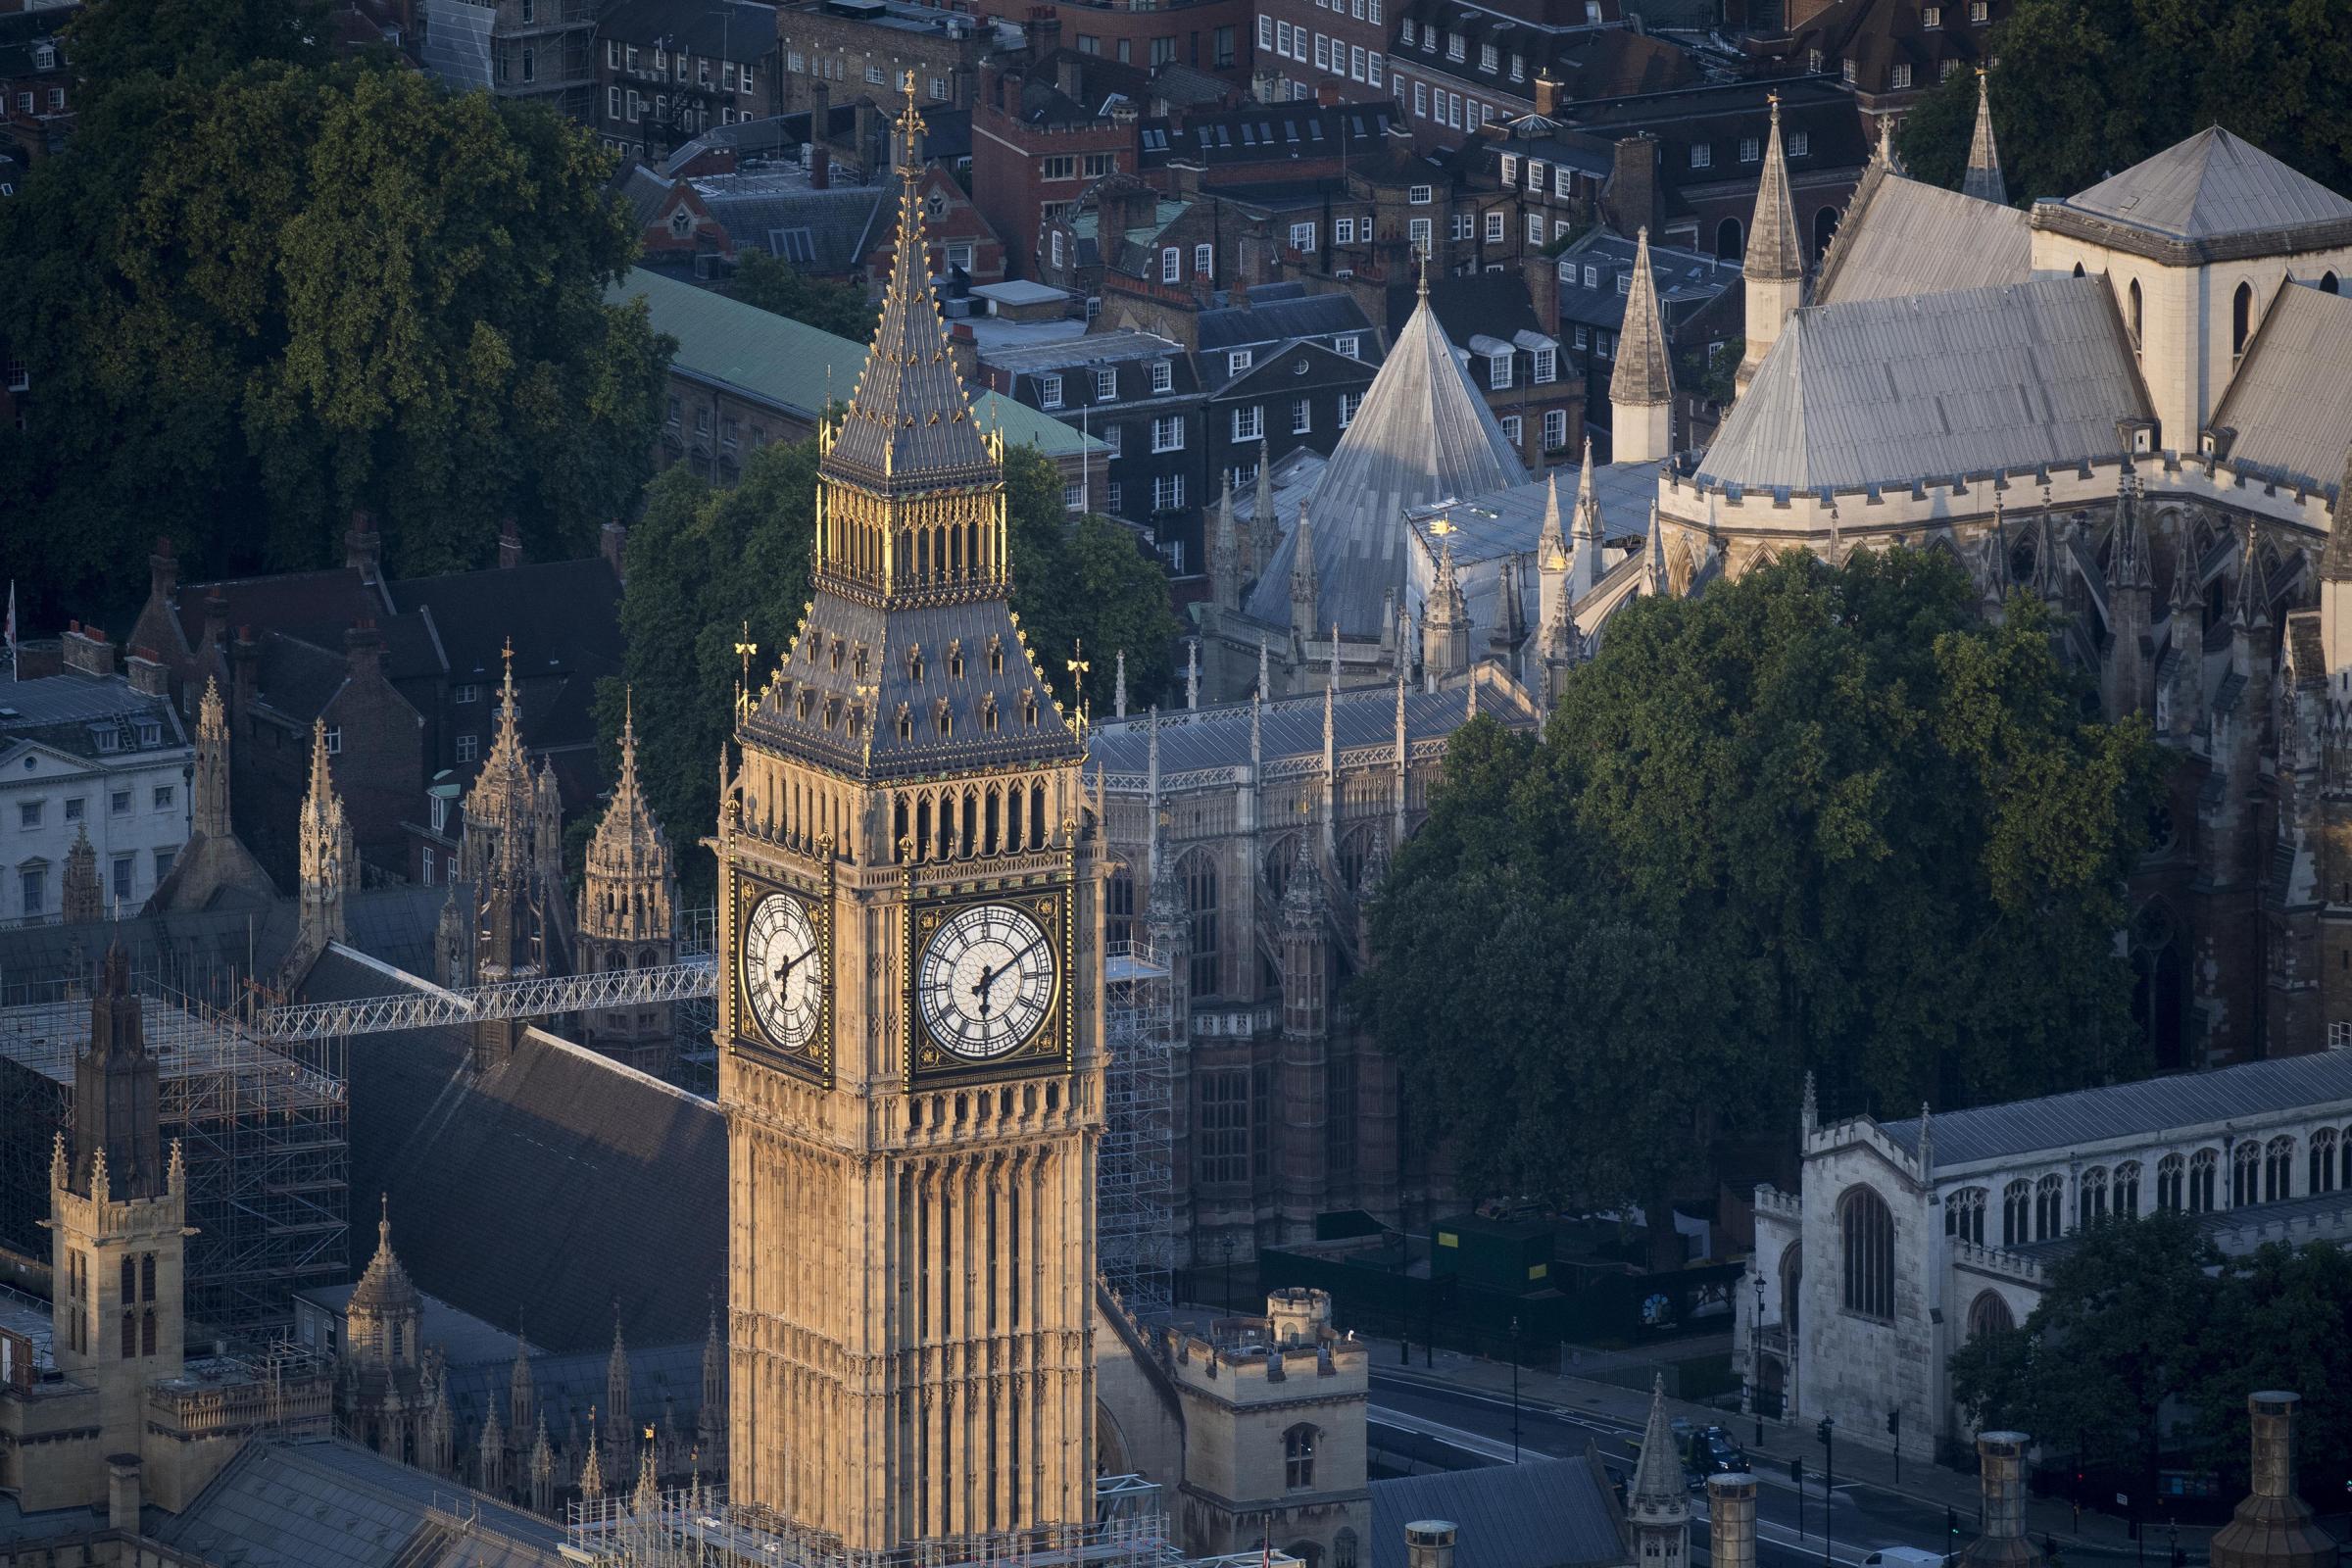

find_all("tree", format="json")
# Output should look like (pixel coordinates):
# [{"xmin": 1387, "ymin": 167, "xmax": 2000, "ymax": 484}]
[
  {"xmin": 1896, "ymin": 0, "xmax": 2352, "ymax": 203},
  {"xmin": 1362, "ymin": 548, "xmax": 2167, "ymax": 1245},
  {"xmin": 2190, "ymin": 1240, "xmax": 2352, "ymax": 1497},
  {"xmin": 604, "ymin": 439, "xmax": 1179, "ymax": 901},
  {"xmin": 1949, "ymin": 1212, "xmax": 2225, "ymax": 1486},
  {"xmin": 0, "ymin": 23, "xmax": 668, "ymax": 627},
  {"xmin": 64, "ymin": 0, "xmax": 332, "ymax": 102},
  {"xmin": 730, "ymin": 252, "xmax": 881, "ymax": 342}
]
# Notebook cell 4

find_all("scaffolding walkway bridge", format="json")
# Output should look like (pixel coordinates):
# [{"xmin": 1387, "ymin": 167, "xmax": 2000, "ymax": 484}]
[{"xmin": 255, "ymin": 956, "xmax": 721, "ymax": 1041}]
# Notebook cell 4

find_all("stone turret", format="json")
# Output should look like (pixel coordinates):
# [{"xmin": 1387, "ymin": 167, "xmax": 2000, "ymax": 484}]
[
  {"xmin": 510, "ymin": 1325, "xmax": 535, "ymax": 1445},
  {"xmin": 1210, "ymin": 477, "xmax": 1244, "ymax": 612},
  {"xmin": 1250, "ymin": 438, "xmax": 1278, "ymax": 581},
  {"xmin": 699, "ymin": 1299, "xmax": 726, "ymax": 1461},
  {"xmin": 530, "ymin": 1413, "xmax": 556, "ymax": 1515},
  {"xmin": 1643, "ymin": 502, "xmax": 1671, "ymax": 597},
  {"xmin": 2210, "ymin": 1393, "xmax": 2339, "ymax": 1568},
  {"xmin": 1423, "ymin": 541, "xmax": 1469, "ymax": 679},
  {"xmin": 1610, "ymin": 228, "xmax": 1674, "ymax": 465},
  {"xmin": 479, "ymin": 1403, "xmax": 507, "ymax": 1498},
  {"xmin": 192, "ymin": 676, "xmax": 232, "ymax": 843},
  {"xmin": 286, "ymin": 717, "xmax": 356, "ymax": 985},
  {"xmin": 347, "ymin": 1197, "xmax": 422, "ymax": 1372},
  {"xmin": 2103, "ymin": 478, "xmax": 2156, "ymax": 717},
  {"xmin": 1963, "ymin": 70, "xmax": 2008, "ymax": 207},
  {"xmin": 607, "ymin": 1312, "xmax": 632, "ymax": 1478},
  {"xmin": 1627, "ymin": 1377, "xmax": 1690, "ymax": 1568},
  {"xmin": 2167, "ymin": 531, "xmax": 2207, "ymax": 740},
  {"xmin": 63, "ymin": 825, "xmax": 101, "ymax": 925},
  {"xmin": 575, "ymin": 694, "xmax": 678, "ymax": 1068},
  {"xmin": 1289, "ymin": 504, "xmax": 1320, "ymax": 652},
  {"xmin": 1738, "ymin": 96, "xmax": 1806, "ymax": 397}
]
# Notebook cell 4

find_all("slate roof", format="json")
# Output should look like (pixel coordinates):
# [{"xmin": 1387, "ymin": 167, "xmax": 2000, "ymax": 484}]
[
  {"xmin": 0, "ymin": 671, "xmax": 184, "ymax": 761},
  {"xmin": 1246, "ymin": 283, "xmax": 1530, "ymax": 638},
  {"xmin": 1554, "ymin": 228, "xmax": 1740, "ymax": 332},
  {"xmin": 315, "ymin": 949, "xmax": 727, "ymax": 1352},
  {"xmin": 399, "ymin": 557, "xmax": 621, "ymax": 695},
  {"xmin": 598, "ymin": 0, "xmax": 776, "ymax": 59},
  {"xmin": 1812, "ymin": 168, "xmax": 2032, "ymax": 307},
  {"xmin": 1394, "ymin": 271, "xmax": 1544, "ymax": 347},
  {"xmin": 1086, "ymin": 681, "xmax": 1521, "ymax": 778},
  {"xmin": 692, "ymin": 176, "xmax": 892, "ymax": 272},
  {"xmin": 2052, "ymin": 128, "xmax": 2352, "ymax": 248},
  {"xmin": 1695, "ymin": 275, "xmax": 2149, "ymax": 493},
  {"xmin": 1199, "ymin": 291, "xmax": 1376, "ymax": 355},
  {"xmin": 1878, "ymin": 1048, "xmax": 2352, "ymax": 1170},
  {"xmin": 616, "ymin": 268, "xmax": 1097, "ymax": 460},
  {"xmin": 2208, "ymin": 280, "xmax": 2352, "ymax": 494},
  {"xmin": 1370, "ymin": 1452, "xmax": 1628, "ymax": 1568},
  {"xmin": 154, "ymin": 1437, "xmax": 565, "ymax": 1568}
]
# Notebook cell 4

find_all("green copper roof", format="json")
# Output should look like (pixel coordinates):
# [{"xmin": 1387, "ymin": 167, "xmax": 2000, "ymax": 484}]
[{"xmin": 612, "ymin": 266, "xmax": 1102, "ymax": 461}]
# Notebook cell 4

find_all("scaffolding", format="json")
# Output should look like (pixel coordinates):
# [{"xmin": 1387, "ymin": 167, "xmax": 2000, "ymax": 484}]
[
  {"xmin": 561, "ymin": 1474, "xmax": 1207, "ymax": 1568},
  {"xmin": 0, "ymin": 983, "xmax": 349, "ymax": 1334},
  {"xmin": 1101, "ymin": 942, "xmax": 1175, "ymax": 1319}
]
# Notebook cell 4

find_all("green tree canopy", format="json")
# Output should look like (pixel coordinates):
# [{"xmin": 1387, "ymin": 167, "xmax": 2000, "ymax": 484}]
[
  {"xmin": 729, "ymin": 252, "xmax": 880, "ymax": 341},
  {"xmin": 1951, "ymin": 1216, "xmax": 2352, "ymax": 1500},
  {"xmin": 1896, "ymin": 0, "xmax": 2352, "ymax": 203},
  {"xmin": 0, "ymin": 5, "xmax": 667, "ymax": 626},
  {"xmin": 1362, "ymin": 548, "xmax": 2166, "ymax": 1240},
  {"xmin": 604, "ymin": 440, "xmax": 1179, "ymax": 901}
]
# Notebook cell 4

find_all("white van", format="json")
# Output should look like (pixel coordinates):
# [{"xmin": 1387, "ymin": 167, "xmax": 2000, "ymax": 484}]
[{"xmin": 1863, "ymin": 1548, "xmax": 1948, "ymax": 1568}]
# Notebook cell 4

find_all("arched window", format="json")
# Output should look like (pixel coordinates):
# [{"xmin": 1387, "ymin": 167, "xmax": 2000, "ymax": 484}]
[
  {"xmin": 2114, "ymin": 1161, "xmax": 2141, "ymax": 1219},
  {"xmin": 2078, "ymin": 1167, "xmax": 2107, "ymax": 1225},
  {"xmin": 2157, "ymin": 1153, "xmax": 2184, "ymax": 1211},
  {"xmin": 121, "ymin": 1312, "xmax": 135, "ymax": 1358},
  {"xmin": 1967, "ymin": 1290, "xmax": 2014, "ymax": 1340},
  {"xmin": 141, "ymin": 1307, "xmax": 156, "ymax": 1356},
  {"xmin": 1339, "ymin": 824, "xmax": 1376, "ymax": 893},
  {"xmin": 2322, "ymin": 271, "xmax": 2340, "ymax": 296},
  {"xmin": 2001, "ymin": 1179, "xmax": 2031, "ymax": 1247},
  {"xmin": 2034, "ymin": 1173, "xmax": 2064, "ymax": 1241},
  {"xmin": 2190, "ymin": 1148, "xmax": 2218, "ymax": 1212},
  {"xmin": 1812, "ymin": 204, "xmax": 1838, "ymax": 261},
  {"xmin": 1714, "ymin": 216, "xmax": 1742, "ymax": 261},
  {"xmin": 1181, "ymin": 850, "xmax": 1219, "ymax": 998},
  {"xmin": 2265, "ymin": 1135, "xmax": 2294, "ymax": 1201},
  {"xmin": 2232, "ymin": 280, "xmax": 2254, "ymax": 357},
  {"xmin": 1779, "ymin": 1243, "xmax": 1802, "ymax": 1334},
  {"xmin": 2072, "ymin": 262, "xmax": 2085, "ymax": 277},
  {"xmin": 2310, "ymin": 1129, "xmax": 2336, "ymax": 1195},
  {"xmin": 1839, "ymin": 1187, "xmax": 1894, "ymax": 1320},
  {"xmin": 1106, "ymin": 863, "xmax": 1135, "ymax": 949},
  {"xmin": 1284, "ymin": 1423, "xmax": 1319, "ymax": 1489},
  {"xmin": 1264, "ymin": 835, "xmax": 1298, "ymax": 903},
  {"xmin": 1943, "ymin": 1187, "xmax": 1985, "ymax": 1246},
  {"xmin": 1334, "ymin": 1527, "xmax": 1361, "ymax": 1568},
  {"xmin": 2128, "ymin": 277, "xmax": 2143, "ymax": 350},
  {"xmin": 2232, "ymin": 1141, "xmax": 2261, "ymax": 1206}
]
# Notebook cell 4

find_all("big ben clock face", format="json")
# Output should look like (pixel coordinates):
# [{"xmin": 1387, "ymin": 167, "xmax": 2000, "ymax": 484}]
[
  {"xmin": 916, "ymin": 903, "xmax": 1058, "ymax": 1061},
  {"xmin": 742, "ymin": 891, "xmax": 825, "ymax": 1056}
]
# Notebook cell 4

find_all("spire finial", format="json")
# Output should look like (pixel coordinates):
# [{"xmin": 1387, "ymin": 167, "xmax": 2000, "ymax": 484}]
[
  {"xmin": 1416, "ymin": 245, "xmax": 1430, "ymax": 301},
  {"xmin": 378, "ymin": 1191, "xmax": 390, "ymax": 1249}
]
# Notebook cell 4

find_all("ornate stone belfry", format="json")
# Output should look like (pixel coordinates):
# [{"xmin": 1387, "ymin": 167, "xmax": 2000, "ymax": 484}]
[
  {"xmin": 286, "ymin": 718, "xmax": 357, "ymax": 984},
  {"xmin": 718, "ymin": 74, "xmax": 1103, "ymax": 1553},
  {"xmin": 576, "ymin": 693, "xmax": 679, "ymax": 1067},
  {"xmin": 452, "ymin": 647, "xmax": 559, "ymax": 1063}
]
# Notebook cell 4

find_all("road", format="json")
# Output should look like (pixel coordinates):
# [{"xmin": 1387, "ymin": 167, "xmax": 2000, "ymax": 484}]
[{"xmin": 1370, "ymin": 1374, "xmax": 1981, "ymax": 1568}]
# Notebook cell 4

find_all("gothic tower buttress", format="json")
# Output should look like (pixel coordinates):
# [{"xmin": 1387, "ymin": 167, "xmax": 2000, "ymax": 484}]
[{"xmin": 719, "ymin": 78, "xmax": 1103, "ymax": 1553}]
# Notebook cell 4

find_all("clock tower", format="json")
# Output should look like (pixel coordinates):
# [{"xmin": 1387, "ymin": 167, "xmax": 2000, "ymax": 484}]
[{"xmin": 718, "ymin": 80, "xmax": 1104, "ymax": 1553}]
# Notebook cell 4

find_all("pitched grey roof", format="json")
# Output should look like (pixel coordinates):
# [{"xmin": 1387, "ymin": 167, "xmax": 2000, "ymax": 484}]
[
  {"xmin": 1371, "ymin": 1454, "xmax": 1627, "ymax": 1568},
  {"xmin": 695, "ymin": 179, "xmax": 889, "ymax": 274},
  {"xmin": 2058, "ymin": 127, "xmax": 2352, "ymax": 245},
  {"xmin": 2209, "ymin": 280, "xmax": 2352, "ymax": 494},
  {"xmin": 155, "ymin": 1437, "xmax": 565, "ymax": 1568},
  {"xmin": 1879, "ymin": 1048, "xmax": 2352, "ymax": 1171},
  {"xmin": 1086, "ymin": 681, "xmax": 1516, "ymax": 780},
  {"xmin": 1695, "ymin": 275, "xmax": 2149, "ymax": 493},
  {"xmin": 1245, "ymin": 285, "xmax": 1528, "ymax": 638},
  {"xmin": 1812, "ymin": 171, "xmax": 2032, "ymax": 307},
  {"xmin": 1198, "ymin": 291, "xmax": 1374, "ymax": 353}
]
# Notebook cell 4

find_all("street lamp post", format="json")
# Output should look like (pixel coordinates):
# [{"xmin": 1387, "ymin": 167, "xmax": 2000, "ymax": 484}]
[
  {"xmin": 1510, "ymin": 1316, "xmax": 1522, "ymax": 1463},
  {"xmin": 1751, "ymin": 1268, "xmax": 1767, "ymax": 1447}
]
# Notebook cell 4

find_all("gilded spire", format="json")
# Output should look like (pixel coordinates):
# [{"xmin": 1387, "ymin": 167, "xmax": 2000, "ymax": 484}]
[
  {"xmin": 1963, "ymin": 70, "xmax": 2008, "ymax": 207},
  {"xmin": 1612, "ymin": 228, "xmax": 1674, "ymax": 410},
  {"xmin": 818, "ymin": 73, "xmax": 996, "ymax": 498},
  {"xmin": 1745, "ymin": 96, "xmax": 1805, "ymax": 283}
]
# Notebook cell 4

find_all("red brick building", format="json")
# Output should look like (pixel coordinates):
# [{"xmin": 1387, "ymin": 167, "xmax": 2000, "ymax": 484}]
[
  {"xmin": 973, "ymin": 60, "xmax": 1144, "ymax": 278},
  {"xmin": 0, "ymin": 6, "xmax": 74, "ymax": 162}
]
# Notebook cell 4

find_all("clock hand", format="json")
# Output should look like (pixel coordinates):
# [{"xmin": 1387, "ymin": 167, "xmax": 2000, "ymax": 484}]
[{"xmin": 772, "ymin": 949, "xmax": 803, "ymax": 988}]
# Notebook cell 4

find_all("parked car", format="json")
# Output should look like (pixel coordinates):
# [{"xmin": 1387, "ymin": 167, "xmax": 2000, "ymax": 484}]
[{"xmin": 1688, "ymin": 1426, "xmax": 1749, "ymax": 1479}]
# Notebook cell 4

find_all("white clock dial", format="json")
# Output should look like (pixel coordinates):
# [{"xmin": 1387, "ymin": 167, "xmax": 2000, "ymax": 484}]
[
  {"xmin": 917, "ymin": 903, "xmax": 1058, "ymax": 1060},
  {"xmin": 743, "ymin": 892, "xmax": 824, "ymax": 1053}
]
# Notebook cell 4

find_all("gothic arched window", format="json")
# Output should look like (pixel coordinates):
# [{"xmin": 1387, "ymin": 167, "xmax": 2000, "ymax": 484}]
[
  {"xmin": 1339, "ymin": 824, "xmax": 1376, "ymax": 893},
  {"xmin": 2114, "ymin": 1161, "xmax": 2141, "ymax": 1219},
  {"xmin": 2156, "ymin": 1153, "xmax": 2184, "ymax": 1211},
  {"xmin": 1944, "ymin": 1187, "xmax": 1985, "ymax": 1245},
  {"xmin": 1967, "ymin": 1290, "xmax": 2014, "ymax": 1340},
  {"xmin": 2001, "ymin": 1179, "xmax": 2030, "ymax": 1247},
  {"xmin": 2232, "ymin": 280, "xmax": 2254, "ymax": 356},
  {"xmin": 1334, "ymin": 1528, "xmax": 1361, "ymax": 1568},
  {"xmin": 2232, "ymin": 1141, "xmax": 2260, "ymax": 1206},
  {"xmin": 1284, "ymin": 1423, "xmax": 1319, "ymax": 1489},
  {"xmin": 1106, "ymin": 863, "xmax": 1135, "ymax": 950},
  {"xmin": 1839, "ymin": 1187, "xmax": 1894, "ymax": 1320},
  {"xmin": 2128, "ymin": 277, "xmax": 2143, "ymax": 350},
  {"xmin": 2190, "ymin": 1148, "xmax": 2218, "ymax": 1211},
  {"xmin": 2078, "ymin": 1167, "xmax": 2107, "ymax": 1225},
  {"xmin": 2316, "ymin": 1128, "xmax": 2340, "ymax": 1195},
  {"xmin": 142, "ymin": 1307, "xmax": 156, "ymax": 1356},
  {"xmin": 2265, "ymin": 1136, "xmax": 2294, "ymax": 1201},
  {"xmin": 1264, "ymin": 835, "xmax": 1298, "ymax": 903},
  {"xmin": 1180, "ymin": 850, "xmax": 1219, "ymax": 998},
  {"xmin": 2034, "ymin": 1173, "xmax": 2064, "ymax": 1241}
]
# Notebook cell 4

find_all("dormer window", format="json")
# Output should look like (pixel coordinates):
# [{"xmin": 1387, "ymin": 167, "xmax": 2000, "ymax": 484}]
[
  {"xmin": 853, "ymin": 646, "xmax": 869, "ymax": 681},
  {"xmin": 948, "ymin": 640, "xmax": 965, "ymax": 679},
  {"xmin": 897, "ymin": 704, "xmax": 914, "ymax": 741},
  {"xmin": 1023, "ymin": 691, "xmax": 1040, "ymax": 726},
  {"xmin": 935, "ymin": 699, "xmax": 954, "ymax": 737},
  {"xmin": 908, "ymin": 645, "xmax": 925, "ymax": 682},
  {"xmin": 823, "ymin": 697, "xmax": 843, "ymax": 730},
  {"xmin": 988, "ymin": 635, "xmax": 1005, "ymax": 674},
  {"xmin": 983, "ymin": 695, "xmax": 1000, "ymax": 733},
  {"xmin": 796, "ymin": 690, "xmax": 814, "ymax": 721},
  {"xmin": 829, "ymin": 638, "xmax": 844, "ymax": 672}
]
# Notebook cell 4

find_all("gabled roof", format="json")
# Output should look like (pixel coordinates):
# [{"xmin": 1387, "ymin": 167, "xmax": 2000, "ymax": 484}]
[
  {"xmin": 2059, "ymin": 127, "xmax": 2352, "ymax": 246},
  {"xmin": 1879, "ymin": 1047, "xmax": 2352, "ymax": 1171},
  {"xmin": 1696, "ymin": 275, "xmax": 2148, "ymax": 493},
  {"xmin": 692, "ymin": 179, "xmax": 891, "ymax": 273},
  {"xmin": 1246, "ymin": 279, "xmax": 1529, "ymax": 637},
  {"xmin": 1812, "ymin": 167, "xmax": 2031, "ymax": 306},
  {"xmin": 1199, "ymin": 291, "xmax": 1375, "ymax": 354},
  {"xmin": 2210, "ymin": 280, "xmax": 2352, "ymax": 495}
]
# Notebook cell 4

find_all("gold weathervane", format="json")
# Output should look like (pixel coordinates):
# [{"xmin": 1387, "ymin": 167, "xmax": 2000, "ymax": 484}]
[
  {"xmin": 734, "ymin": 621, "xmax": 758, "ymax": 716},
  {"xmin": 1066, "ymin": 640, "xmax": 1091, "ymax": 736}
]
